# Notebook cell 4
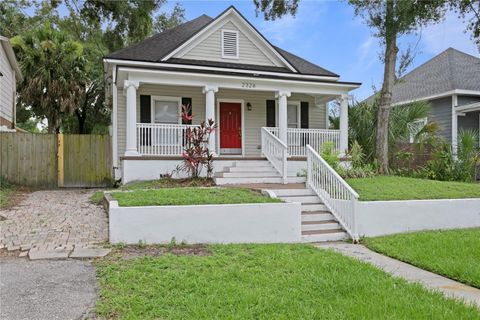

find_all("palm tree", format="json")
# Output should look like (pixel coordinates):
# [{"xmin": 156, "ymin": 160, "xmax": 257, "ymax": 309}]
[
  {"xmin": 349, "ymin": 99, "xmax": 433, "ymax": 163},
  {"xmin": 12, "ymin": 23, "xmax": 87, "ymax": 133}
]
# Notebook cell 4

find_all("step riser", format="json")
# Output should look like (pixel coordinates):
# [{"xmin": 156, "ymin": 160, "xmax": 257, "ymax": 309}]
[
  {"xmin": 301, "ymin": 232, "xmax": 348, "ymax": 243},
  {"xmin": 233, "ymin": 161, "xmax": 270, "ymax": 167},
  {"xmin": 302, "ymin": 204, "xmax": 327, "ymax": 212},
  {"xmin": 216, "ymin": 172, "xmax": 280, "ymax": 178},
  {"xmin": 215, "ymin": 177, "xmax": 305, "ymax": 185},
  {"xmin": 301, "ymin": 223, "xmax": 341, "ymax": 232},
  {"xmin": 226, "ymin": 167, "xmax": 276, "ymax": 173},
  {"xmin": 268, "ymin": 189, "xmax": 314, "ymax": 197},
  {"xmin": 301, "ymin": 214, "xmax": 335, "ymax": 222},
  {"xmin": 279, "ymin": 196, "xmax": 321, "ymax": 204}
]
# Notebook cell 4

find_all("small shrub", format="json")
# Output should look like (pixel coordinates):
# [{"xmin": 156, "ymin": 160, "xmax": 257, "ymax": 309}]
[{"xmin": 320, "ymin": 142, "xmax": 340, "ymax": 170}]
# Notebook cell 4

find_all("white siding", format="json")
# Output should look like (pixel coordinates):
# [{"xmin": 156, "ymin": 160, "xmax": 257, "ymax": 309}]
[
  {"xmin": 180, "ymin": 21, "xmax": 277, "ymax": 66},
  {"xmin": 116, "ymin": 84, "xmax": 327, "ymax": 163},
  {"xmin": 0, "ymin": 43, "xmax": 15, "ymax": 125}
]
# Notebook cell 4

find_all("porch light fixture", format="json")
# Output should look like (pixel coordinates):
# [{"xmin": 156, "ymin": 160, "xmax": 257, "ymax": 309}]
[{"xmin": 247, "ymin": 102, "xmax": 252, "ymax": 111}]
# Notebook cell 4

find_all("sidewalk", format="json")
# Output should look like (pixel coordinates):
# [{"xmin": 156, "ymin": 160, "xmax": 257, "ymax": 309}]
[{"xmin": 316, "ymin": 242, "xmax": 480, "ymax": 308}]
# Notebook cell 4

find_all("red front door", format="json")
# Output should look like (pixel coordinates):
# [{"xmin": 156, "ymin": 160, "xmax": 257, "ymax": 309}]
[{"xmin": 220, "ymin": 102, "xmax": 242, "ymax": 154}]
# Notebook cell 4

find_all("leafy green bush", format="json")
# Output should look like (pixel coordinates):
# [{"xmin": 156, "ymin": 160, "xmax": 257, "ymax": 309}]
[{"xmin": 319, "ymin": 141, "xmax": 340, "ymax": 170}]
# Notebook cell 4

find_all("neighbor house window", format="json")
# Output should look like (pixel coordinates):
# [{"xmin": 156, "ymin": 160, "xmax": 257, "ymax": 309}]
[
  {"xmin": 151, "ymin": 96, "xmax": 181, "ymax": 124},
  {"xmin": 222, "ymin": 29, "xmax": 239, "ymax": 59},
  {"xmin": 409, "ymin": 117, "xmax": 428, "ymax": 143}
]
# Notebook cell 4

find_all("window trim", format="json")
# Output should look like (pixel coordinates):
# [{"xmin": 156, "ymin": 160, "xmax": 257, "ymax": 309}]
[
  {"xmin": 221, "ymin": 29, "xmax": 239, "ymax": 60},
  {"xmin": 150, "ymin": 96, "xmax": 182, "ymax": 125}
]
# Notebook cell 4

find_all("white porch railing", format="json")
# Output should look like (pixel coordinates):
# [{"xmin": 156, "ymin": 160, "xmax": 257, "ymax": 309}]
[
  {"xmin": 261, "ymin": 127, "xmax": 288, "ymax": 183},
  {"xmin": 266, "ymin": 127, "xmax": 340, "ymax": 156},
  {"xmin": 136, "ymin": 123, "xmax": 200, "ymax": 156},
  {"xmin": 306, "ymin": 145, "xmax": 359, "ymax": 242}
]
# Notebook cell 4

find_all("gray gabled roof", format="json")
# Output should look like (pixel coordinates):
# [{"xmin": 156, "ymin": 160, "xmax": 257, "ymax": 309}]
[
  {"xmin": 107, "ymin": 7, "xmax": 339, "ymax": 77},
  {"xmin": 391, "ymin": 48, "xmax": 480, "ymax": 104}
]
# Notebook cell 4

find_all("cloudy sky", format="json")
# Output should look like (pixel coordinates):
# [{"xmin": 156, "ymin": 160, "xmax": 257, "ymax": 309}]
[{"xmin": 168, "ymin": 0, "xmax": 478, "ymax": 100}]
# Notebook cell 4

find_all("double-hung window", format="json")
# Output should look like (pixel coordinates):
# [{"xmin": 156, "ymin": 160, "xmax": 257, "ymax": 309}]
[{"xmin": 151, "ymin": 96, "xmax": 181, "ymax": 146}]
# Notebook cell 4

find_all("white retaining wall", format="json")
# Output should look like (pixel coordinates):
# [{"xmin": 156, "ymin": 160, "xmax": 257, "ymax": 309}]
[
  {"xmin": 109, "ymin": 201, "xmax": 302, "ymax": 244},
  {"xmin": 356, "ymin": 198, "xmax": 480, "ymax": 237}
]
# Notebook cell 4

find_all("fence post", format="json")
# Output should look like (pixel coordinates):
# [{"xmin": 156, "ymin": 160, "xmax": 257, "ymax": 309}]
[{"xmin": 57, "ymin": 133, "xmax": 64, "ymax": 187}]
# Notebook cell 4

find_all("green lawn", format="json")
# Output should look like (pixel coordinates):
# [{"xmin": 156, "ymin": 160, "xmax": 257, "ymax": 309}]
[
  {"xmin": 95, "ymin": 244, "xmax": 479, "ymax": 319},
  {"xmin": 363, "ymin": 228, "xmax": 480, "ymax": 288},
  {"xmin": 347, "ymin": 176, "xmax": 480, "ymax": 201},
  {"xmin": 111, "ymin": 187, "xmax": 281, "ymax": 207}
]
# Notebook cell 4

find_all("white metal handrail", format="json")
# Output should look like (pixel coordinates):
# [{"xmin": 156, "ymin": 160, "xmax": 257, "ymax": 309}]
[
  {"xmin": 261, "ymin": 127, "xmax": 288, "ymax": 183},
  {"xmin": 306, "ymin": 144, "xmax": 359, "ymax": 241},
  {"xmin": 266, "ymin": 127, "xmax": 340, "ymax": 156},
  {"xmin": 136, "ymin": 123, "xmax": 200, "ymax": 156}
]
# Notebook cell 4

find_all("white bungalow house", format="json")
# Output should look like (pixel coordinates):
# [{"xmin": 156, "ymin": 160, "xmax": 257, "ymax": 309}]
[
  {"xmin": 104, "ymin": 6, "xmax": 360, "ymax": 184},
  {"xmin": 0, "ymin": 35, "xmax": 22, "ymax": 132}
]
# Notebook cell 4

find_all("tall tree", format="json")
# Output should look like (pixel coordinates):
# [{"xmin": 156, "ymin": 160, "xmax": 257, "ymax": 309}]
[
  {"xmin": 347, "ymin": 0, "xmax": 446, "ymax": 173},
  {"xmin": 254, "ymin": 0, "xmax": 446, "ymax": 172},
  {"xmin": 11, "ymin": 23, "xmax": 87, "ymax": 133}
]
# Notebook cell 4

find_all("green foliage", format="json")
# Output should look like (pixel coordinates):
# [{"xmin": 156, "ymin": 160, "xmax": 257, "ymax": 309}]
[
  {"xmin": 363, "ymin": 228, "xmax": 480, "ymax": 288},
  {"xmin": 347, "ymin": 176, "xmax": 480, "ymax": 201},
  {"xmin": 349, "ymin": 99, "xmax": 433, "ymax": 163},
  {"xmin": 12, "ymin": 23, "xmax": 87, "ymax": 133},
  {"xmin": 89, "ymin": 191, "xmax": 104, "ymax": 205},
  {"xmin": 0, "ymin": 177, "xmax": 15, "ymax": 209},
  {"xmin": 319, "ymin": 141, "xmax": 340, "ymax": 170},
  {"xmin": 253, "ymin": 0, "xmax": 299, "ymax": 20},
  {"xmin": 95, "ymin": 244, "xmax": 480, "ymax": 319}
]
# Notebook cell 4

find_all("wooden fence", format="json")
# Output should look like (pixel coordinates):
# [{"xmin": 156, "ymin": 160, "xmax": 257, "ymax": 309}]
[{"xmin": 0, "ymin": 132, "xmax": 112, "ymax": 188}]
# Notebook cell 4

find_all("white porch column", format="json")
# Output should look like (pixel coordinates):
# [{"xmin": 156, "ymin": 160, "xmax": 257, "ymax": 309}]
[
  {"xmin": 276, "ymin": 90, "xmax": 291, "ymax": 145},
  {"xmin": 203, "ymin": 85, "xmax": 218, "ymax": 154},
  {"xmin": 124, "ymin": 80, "xmax": 140, "ymax": 156},
  {"xmin": 452, "ymin": 94, "xmax": 458, "ymax": 155},
  {"xmin": 339, "ymin": 94, "xmax": 349, "ymax": 156}
]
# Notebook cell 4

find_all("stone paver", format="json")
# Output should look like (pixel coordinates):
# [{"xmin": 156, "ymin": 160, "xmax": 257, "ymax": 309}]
[
  {"xmin": 0, "ymin": 189, "xmax": 108, "ymax": 256},
  {"xmin": 0, "ymin": 259, "xmax": 97, "ymax": 320},
  {"xmin": 316, "ymin": 242, "xmax": 480, "ymax": 308},
  {"xmin": 70, "ymin": 247, "xmax": 111, "ymax": 259}
]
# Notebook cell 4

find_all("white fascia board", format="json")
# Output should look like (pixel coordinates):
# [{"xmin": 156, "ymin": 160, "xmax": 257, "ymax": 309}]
[
  {"xmin": 392, "ymin": 89, "xmax": 480, "ymax": 106},
  {"xmin": 104, "ymin": 58, "xmax": 340, "ymax": 82},
  {"xmin": 118, "ymin": 67, "xmax": 359, "ymax": 96},
  {"xmin": 456, "ymin": 101, "xmax": 480, "ymax": 113},
  {"xmin": 160, "ymin": 7, "xmax": 298, "ymax": 73},
  {"xmin": 0, "ymin": 36, "xmax": 22, "ymax": 81}
]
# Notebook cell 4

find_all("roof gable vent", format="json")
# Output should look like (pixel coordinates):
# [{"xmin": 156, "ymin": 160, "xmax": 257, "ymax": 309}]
[{"xmin": 222, "ymin": 29, "xmax": 239, "ymax": 59}]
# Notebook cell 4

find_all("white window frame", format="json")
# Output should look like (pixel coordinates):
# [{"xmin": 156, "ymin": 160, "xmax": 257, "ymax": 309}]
[
  {"xmin": 274, "ymin": 100, "xmax": 302, "ymax": 128},
  {"xmin": 221, "ymin": 29, "xmax": 239, "ymax": 60},
  {"xmin": 150, "ymin": 96, "xmax": 182, "ymax": 124},
  {"xmin": 409, "ymin": 117, "xmax": 428, "ymax": 143},
  {"xmin": 287, "ymin": 100, "xmax": 301, "ymax": 128}
]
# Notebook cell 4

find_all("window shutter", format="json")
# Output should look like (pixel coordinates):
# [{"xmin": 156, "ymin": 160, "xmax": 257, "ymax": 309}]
[
  {"xmin": 182, "ymin": 97, "xmax": 192, "ymax": 125},
  {"xmin": 140, "ymin": 95, "xmax": 151, "ymax": 146},
  {"xmin": 301, "ymin": 101, "xmax": 309, "ymax": 129},
  {"xmin": 266, "ymin": 100, "xmax": 276, "ymax": 127},
  {"xmin": 140, "ymin": 95, "xmax": 151, "ymax": 123},
  {"xmin": 222, "ymin": 30, "xmax": 238, "ymax": 58}
]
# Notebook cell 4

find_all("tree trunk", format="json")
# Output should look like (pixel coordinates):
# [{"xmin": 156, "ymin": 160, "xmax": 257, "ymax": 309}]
[
  {"xmin": 75, "ymin": 109, "xmax": 87, "ymax": 134},
  {"xmin": 376, "ymin": 0, "xmax": 397, "ymax": 174}
]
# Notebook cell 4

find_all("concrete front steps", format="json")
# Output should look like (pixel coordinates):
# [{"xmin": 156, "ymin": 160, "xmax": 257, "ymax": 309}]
[
  {"xmin": 266, "ymin": 188, "xmax": 349, "ymax": 242},
  {"xmin": 214, "ymin": 160, "xmax": 306, "ymax": 185}
]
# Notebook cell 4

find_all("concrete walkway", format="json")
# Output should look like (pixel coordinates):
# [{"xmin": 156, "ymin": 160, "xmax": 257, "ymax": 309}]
[
  {"xmin": 316, "ymin": 242, "xmax": 480, "ymax": 308},
  {"xmin": 0, "ymin": 259, "xmax": 97, "ymax": 320}
]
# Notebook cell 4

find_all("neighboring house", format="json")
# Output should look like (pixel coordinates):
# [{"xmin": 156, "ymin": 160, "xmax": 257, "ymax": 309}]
[
  {"xmin": 0, "ymin": 36, "xmax": 22, "ymax": 132},
  {"xmin": 104, "ymin": 6, "xmax": 360, "ymax": 183},
  {"xmin": 387, "ymin": 48, "xmax": 480, "ymax": 148}
]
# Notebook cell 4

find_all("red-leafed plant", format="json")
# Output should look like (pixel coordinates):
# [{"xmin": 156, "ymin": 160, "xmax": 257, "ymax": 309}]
[{"xmin": 176, "ymin": 117, "xmax": 216, "ymax": 179}]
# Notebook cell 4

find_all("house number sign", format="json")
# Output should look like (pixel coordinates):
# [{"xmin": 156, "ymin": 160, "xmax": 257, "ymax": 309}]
[{"xmin": 241, "ymin": 82, "xmax": 256, "ymax": 88}]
